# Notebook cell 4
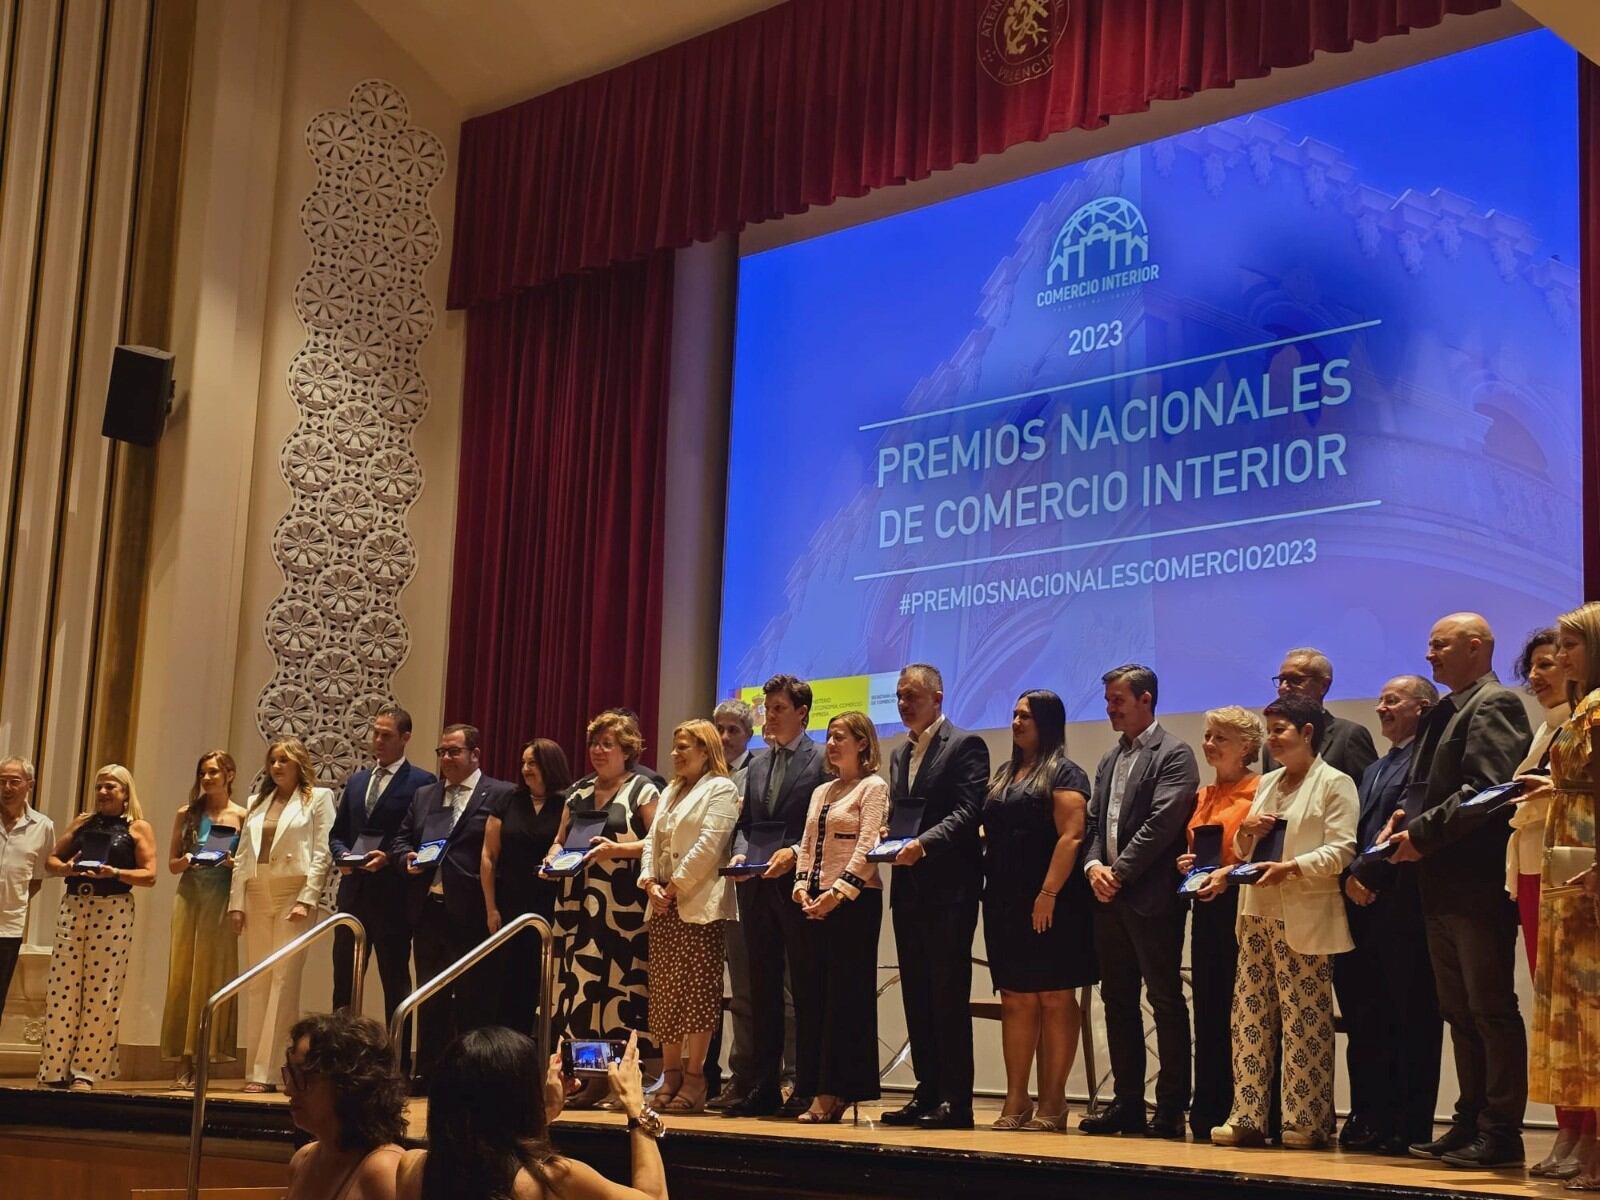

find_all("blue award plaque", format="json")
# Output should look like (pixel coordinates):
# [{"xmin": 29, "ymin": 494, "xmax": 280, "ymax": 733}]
[
  {"xmin": 542, "ymin": 812, "xmax": 610, "ymax": 878},
  {"xmin": 1457, "ymin": 780, "xmax": 1525, "ymax": 813},
  {"xmin": 1228, "ymin": 816, "xmax": 1288, "ymax": 885},
  {"xmin": 867, "ymin": 800, "xmax": 926, "ymax": 863},
  {"xmin": 338, "ymin": 830, "xmax": 383, "ymax": 867},
  {"xmin": 1178, "ymin": 823, "xmax": 1225, "ymax": 896},
  {"xmin": 720, "ymin": 820, "xmax": 788, "ymax": 877},
  {"xmin": 73, "ymin": 829, "xmax": 114, "ymax": 873},
  {"xmin": 190, "ymin": 824, "xmax": 239, "ymax": 867},
  {"xmin": 412, "ymin": 838, "xmax": 448, "ymax": 867}
]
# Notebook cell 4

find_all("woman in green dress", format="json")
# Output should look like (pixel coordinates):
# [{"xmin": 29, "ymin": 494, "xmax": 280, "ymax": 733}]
[{"xmin": 160, "ymin": 750, "xmax": 248, "ymax": 1087}]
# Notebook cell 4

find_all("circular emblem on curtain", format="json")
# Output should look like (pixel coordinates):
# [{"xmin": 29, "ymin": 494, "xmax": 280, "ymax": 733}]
[{"xmin": 978, "ymin": 0, "xmax": 1069, "ymax": 86}]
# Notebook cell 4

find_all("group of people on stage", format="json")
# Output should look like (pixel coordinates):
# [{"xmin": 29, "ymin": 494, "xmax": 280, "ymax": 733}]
[{"xmin": 0, "ymin": 603, "xmax": 1596, "ymax": 1188}]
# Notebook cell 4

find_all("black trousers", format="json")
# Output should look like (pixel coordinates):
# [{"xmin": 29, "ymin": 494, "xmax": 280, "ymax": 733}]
[
  {"xmin": 411, "ymin": 897, "xmax": 491, "ymax": 1081},
  {"xmin": 1094, "ymin": 899, "xmax": 1190, "ymax": 1114},
  {"xmin": 891, "ymin": 897, "xmax": 978, "ymax": 1108},
  {"xmin": 1188, "ymin": 888, "xmax": 1239, "ymax": 1135},
  {"xmin": 485, "ymin": 920, "xmax": 547, "ymax": 1038},
  {"xmin": 332, "ymin": 871, "xmax": 413, "ymax": 1020},
  {"xmin": 1424, "ymin": 901, "xmax": 1525, "ymax": 1139},
  {"xmin": 0, "ymin": 937, "xmax": 19, "ymax": 1020},
  {"xmin": 1335, "ymin": 883, "xmax": 1442, "ymax": 1143},
  {"xmin": 741, "ymin": 873, "xmax": 818, "ymax": 1096},
  {"xmin": 799, "ymin": 888, "xmax": 882, "ymax": 1102}
]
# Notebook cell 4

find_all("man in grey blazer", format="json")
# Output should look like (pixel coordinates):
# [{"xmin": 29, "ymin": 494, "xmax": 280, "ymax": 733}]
[
  {"xmin": 1262, "ymin": 647, "xmax": 1379, "ymax": 783},
  {"xmin": 1079, "ymin": 664, "xmax": 1199, "ymax": 1139},
  {"xmin": 1386, "ymin": 613, "xmax": 1533, "ymax": 1168}
]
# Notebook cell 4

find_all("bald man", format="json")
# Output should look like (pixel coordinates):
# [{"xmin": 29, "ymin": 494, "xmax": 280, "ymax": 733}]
[{"xmin": 1387, "ymin": 614, "xmax": 1531, "ymax": 1168}]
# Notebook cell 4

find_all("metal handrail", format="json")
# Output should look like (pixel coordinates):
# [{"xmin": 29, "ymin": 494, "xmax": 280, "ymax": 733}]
[
  {"xmin": 388, "ymin": 912, "xmax": 556, "ymax": 1081},
  {"xmin": 186, "ymin": 912, "xmax": 367, "ymax": 1200}
]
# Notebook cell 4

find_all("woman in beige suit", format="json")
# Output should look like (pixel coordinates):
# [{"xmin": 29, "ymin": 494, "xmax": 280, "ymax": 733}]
[
  {"xmin": 227, "ymin": 737, "xmax": 336, "ymax": 1091},
  {"xmin": 640, "ymin": 718, "xmax": 739, "ymax": 1112},
  {"xmin": 1207, "ymin": 693, "xmax": 1357, "ymax": 1150}
]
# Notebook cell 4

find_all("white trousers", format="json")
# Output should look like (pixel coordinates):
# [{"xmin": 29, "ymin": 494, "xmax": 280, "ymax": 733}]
[
  {"xmin": 37, "ymin": 893, "xmax": 134, "ymax": 1084},
  {"xmin": 241, "ymin": 869, "xmax": 311, "ymax": 1085}
]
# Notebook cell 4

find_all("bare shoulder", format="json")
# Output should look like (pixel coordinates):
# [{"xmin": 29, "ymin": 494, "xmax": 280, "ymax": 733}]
[
  {"xmin": 350, "ymin": 1146, "xmax": 403, "ymax": 1200},
  {"xmin": 393, "ymin": 1148, "xmax": 426, "ymax": 1199}
]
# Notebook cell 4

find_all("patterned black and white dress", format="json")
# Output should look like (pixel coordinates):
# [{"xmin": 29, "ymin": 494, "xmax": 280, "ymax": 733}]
[{"xmin": 553, "ymin": 773, "xmax": 657, "ymax": 1041}]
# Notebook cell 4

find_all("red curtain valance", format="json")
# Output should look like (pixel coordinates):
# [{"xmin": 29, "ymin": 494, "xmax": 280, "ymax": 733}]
[{"xmin": 449, "ymin": 0, "xmax": 1500, "ymax": 309}]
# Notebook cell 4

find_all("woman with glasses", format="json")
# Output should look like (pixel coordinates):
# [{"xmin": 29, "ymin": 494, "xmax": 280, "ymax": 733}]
[{"xmin": 281, "ymin": 1012, "xmax": 406, "ymax": 1200}]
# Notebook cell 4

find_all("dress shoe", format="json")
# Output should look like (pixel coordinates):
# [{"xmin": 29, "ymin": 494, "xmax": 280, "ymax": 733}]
[
  {"xmin": 915, "ymin": 1102, "xmax": 974, "ymax": 1130},
  {"xmin": 879, "ymin": 1096, "xmax": 938, "ymax": 1126},
  {"xmin": 776, "ymin": 1092, "xmax": 814, "ymax": 1118},
  {"xmin": 1079, "ymin": 1100, "xmax": 1148, "ymax": 1136},
  {"xmin": 705, "ymin": 1083, "xmax": 746, "ymax": 1113},
  {"xmin": 722, "ymin": 1088, "xmax": 781, "ymax": 1117},
  {"xmin": 1410, "ymin": 1124, "xmax": 1477, "ymax": 1160},
  {"xmin": 1440, "ymin": 1134, "xmax": 1524, "ymax": 1169},
  {"xmin": 1147, "ymin": 1110, "xmax": 1186, "ymax": 1139},
  {"xmin": 1378, "ymin": 1133, "xmax": 1416, "ymax": 1157},
  {"xmin": 1340, "ymin": 1116, "xmax": 1382, "ymax": 1151},
  {"xmin": 1210, "ymin": 1123, "xmax": 1267, "ymax": 1148}
]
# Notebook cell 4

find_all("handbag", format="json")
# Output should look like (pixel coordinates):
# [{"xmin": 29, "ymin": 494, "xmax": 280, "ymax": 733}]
[{"xmin": 1541, "ymin": 845, "xmax": 1597, "ymax": 891}]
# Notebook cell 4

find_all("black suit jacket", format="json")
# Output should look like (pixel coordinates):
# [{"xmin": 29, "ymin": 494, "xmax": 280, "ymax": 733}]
[
  {"xmin": 331, "ymin": 759, "xmax": 437, "ymax": 910},
  {"xmin": 1405, "ymin": 672, "xmax": 1532, "ymax": 912},
  {"xmin": 1263, "ymin": 713, "xmax": 1378, "ymax": 783},
  {"xmin": 1083, "ymin": 724, "xmax": 1199, "ymax": 916},
  {"xmin": 733, "ymin": 736, "xmax": 825, "ymax": 858},
  {"xmin": 392, "ymin": 774, "xmax": 518, "ymax": 925},
  {"xmin": 1343, "ymin": 741, "xmax": 1415, "ymax": 894},
  {"xmin": 887, "ymin": 720, "xmax": 989, "ymax": 910}
]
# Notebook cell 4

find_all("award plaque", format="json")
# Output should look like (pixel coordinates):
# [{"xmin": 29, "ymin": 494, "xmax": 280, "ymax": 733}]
[
  {"xmin": 720, "ymin": 820, "xmax": 789, "ymax": 877},
  {"xmin": 412, "ymin": 838, "xmax": 448, "ymax": 867},
  {"xmin": 1228, "ymin": 816, "xmax": 1288, "ymax": 885},
  {"xmin": 190, "ymin": 825, "xmax": 239, "ymax": 867},
  {"xmin": 1178, "ymin": 823, "xmax": 1225, "ymax": 896},
  {"xmin": 1457, "ymin": 780, "xmax": 1525, "ymax": 813},
  {"xmin": 542, "ymin": 812, "xmax": 610, "ymax": 878},
  {"xmin": 337, "ymin": 830, "xmax": 383, "ymax": 867},
  {"xmin": 867, "ymin": 800, "xmax": 926, "ymax": 863},
  {"xmin": 73, "ymin": 829, "xmax": 114, "ymax": 873}
]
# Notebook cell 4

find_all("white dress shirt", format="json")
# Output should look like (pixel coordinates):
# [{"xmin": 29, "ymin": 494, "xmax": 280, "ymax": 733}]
[
  {"xmin": 364, "ymin": 757, "xmax": 407, "ymax": 814},
  {"xmin": 429, "ymin": 770, "xmax": 479, "ymax": 895},
  {"xmin": 1105, "ymin": 720, "xmax": 1161, "ymax": 862},
  {"xmin": 0, "ymin": 805, "xmax": 54, "ymax": 938},
  {"xmin": 907, "ymin": 714, "xmax": 946, "ymax": 790}
]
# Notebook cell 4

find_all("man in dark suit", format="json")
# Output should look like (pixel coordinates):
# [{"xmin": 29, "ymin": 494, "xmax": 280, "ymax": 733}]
[
  {"xmin": 329, "ymin": 705, "xmax": 436, "ymax": 1025},
  {"xmin": 1386, "ymin": 613, "xmax": 1533, "ymax": 1168},
  {"xmin": 878, "ymin": 663, "xmax": 989, "ymax": 1131},
  {"xmin": 1079, "ymin": 663, "xmax": 1199, "ymax": 1139},
  {"xmin": 392, "ymin": 722, "xmax": 517, "ymax": 1083},
  {"xmin": 1263, "ymin": 647, "xmax": 1379, "ymax": 782},
  {"xmin": 723, "ymin": 675, "xmax": 825, "ymax": 1117},
  {"xmin": 1334, "ymin": 675, "xmax": 1443, "ymax": 1155}
]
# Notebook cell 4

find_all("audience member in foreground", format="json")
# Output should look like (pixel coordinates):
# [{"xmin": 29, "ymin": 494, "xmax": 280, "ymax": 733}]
[
  {"xmin": 1525, "ymin": 602, "xmax": 1600, "ymax": 1189},
  {"xmin": 1209, "ymin": 695, "xmax": 1356, "ymax": 1150},
  {"xmin": 1179, "ymin": 705, "xmax": 1263, "ymax": 1140},
  {"xmin": 982, "ymin": 690, "xmax": 1095, "ymax": 1133},
  {"xmin": 397, "ymin": 1027, "xmax": 668, "ymax": 1200},
  {"xmin": 282, "ymin": 1012, "xmax": 405, "ymax": 1200}
]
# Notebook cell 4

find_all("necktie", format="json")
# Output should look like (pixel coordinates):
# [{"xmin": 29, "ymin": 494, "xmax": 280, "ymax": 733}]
[
  {"xmin": 363, "ymin": 767, "xmax": 388, "ymax": 816},
  {"xmin": 765, "ymin": 749, "xmax": 788, "ymax": 815},
  {"xmin": 447, "ymin": 785, "xmax": 466, "ymax": 828}
]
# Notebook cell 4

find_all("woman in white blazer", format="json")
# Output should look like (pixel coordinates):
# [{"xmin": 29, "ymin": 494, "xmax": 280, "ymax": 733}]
[
  {"xmin": 1207, "ymin": 693, "xmax": 1356, "ymax": 1150},
  {"xmin": 640, "ymin": 719, "xmax": 739, "ymax": 1113},
  {"xmin": 227, "ymin": 737, "xmax": 336, "ymax": 1090}
]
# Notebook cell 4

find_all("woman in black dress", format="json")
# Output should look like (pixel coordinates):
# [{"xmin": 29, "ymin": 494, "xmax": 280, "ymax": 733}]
[
  {"xmin": 981, "ymin": 689, "xmax": 1097, "ymax": 1131},
  {"xmin": 481, "ymin": 738, "xmax": 572, "ymax": 1035}
]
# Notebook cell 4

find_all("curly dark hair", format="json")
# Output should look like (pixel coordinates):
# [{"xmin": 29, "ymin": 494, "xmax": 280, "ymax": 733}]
[
  {"xmin": 288, "ymin": 1013, "xmax": 408, "ymax": 1151},
  {"xmin": 1515, "ymin": 627, "xmax": 1560, "ymax": 687},
  {"xmin": 423, "ymin": 1026, "xmax": 557, "ymax": 1199}
]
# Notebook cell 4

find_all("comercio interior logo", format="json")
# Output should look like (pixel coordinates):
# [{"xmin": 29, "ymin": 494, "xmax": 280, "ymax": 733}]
[
  {"xmin": 978, "ymin": 0, "xmax": 1069, "ymax": 87},
  {"xmin": 1038, "ymin": 196, "xmax": 1161, "ymax": 308}
]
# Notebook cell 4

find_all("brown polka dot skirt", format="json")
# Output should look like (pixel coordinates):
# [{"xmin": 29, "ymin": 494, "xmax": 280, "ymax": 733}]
[{"xmin": 647, "ymin": 909, "xmax": 725, "ymax": 1043}]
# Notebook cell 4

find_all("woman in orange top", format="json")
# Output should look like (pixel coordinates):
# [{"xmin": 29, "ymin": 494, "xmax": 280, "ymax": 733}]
[{"xmin": 1179, "ymin": 705, "xmax": 1265, "ymax": 1140}]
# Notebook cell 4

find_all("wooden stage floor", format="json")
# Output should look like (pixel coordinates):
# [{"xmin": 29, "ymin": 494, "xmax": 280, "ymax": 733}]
[{"xmin": 0, "ymin": 1078, "xmax": 1570, "ymax": 1200}]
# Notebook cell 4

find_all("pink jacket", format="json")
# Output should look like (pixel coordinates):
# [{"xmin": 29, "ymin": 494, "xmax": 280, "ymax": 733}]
[{"xmin": 793, "ymin": 776, "xmax": 888, "ymax": 901}]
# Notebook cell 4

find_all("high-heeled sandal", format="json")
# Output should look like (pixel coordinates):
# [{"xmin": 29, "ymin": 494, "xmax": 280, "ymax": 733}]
[
  {"xmin": 992, "ymin": 1104, "xmax": 1036, "ymax": 1130},
  {"xmin": 1021, "ymin": 1106, "xmax": 1070, "ymax": 1132},
  {"xmin": 1565, "ymin": 1174, "xmax": 1600, "ymax": 1192},
  {"xmin": 663, "ymin": 1072, "xmax": 707, "ymax": 1113},
  {"xmin": 798, "ymin": 1098, "xmax": 851, "ymax": 1124},
  {"xmin": 1535, "ymin": 1140, "xmax": 1584, "ymax": 1178},
  {"xmin": 240, "ymin": 1081, "xmax": 273, "ymax": 1094},
  {"xmin": 653, "ymin": 1068, "xmax": 684, "ymax": 1109}
]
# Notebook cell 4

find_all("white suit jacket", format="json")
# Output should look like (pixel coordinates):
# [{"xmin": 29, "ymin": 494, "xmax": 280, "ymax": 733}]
[
  {"xmin": 639, "ymin": 774, "xmax": 739, "ymax": 924},
  {"xmin": 228, "ymin": 786, "xmax": 337, "ymax": 912},
  {"xmin": 1234, "ymin": 756, "xmax": 1357, "ymax": 955}
]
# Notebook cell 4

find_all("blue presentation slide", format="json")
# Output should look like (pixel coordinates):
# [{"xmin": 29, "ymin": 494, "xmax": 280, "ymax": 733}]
[{"xmin": 720, "ymin": 32, "xmax": 1581, "ymax": 731}]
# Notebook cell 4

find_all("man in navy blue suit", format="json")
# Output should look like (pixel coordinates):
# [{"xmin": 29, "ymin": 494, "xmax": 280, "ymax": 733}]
[
  {"xmin": 393, "ymin": 722, "xmax": 517, "ymax": 1082},
  {"xmin": 330, "ymin": 704, "xmax": 436, "ymax": 1023}
]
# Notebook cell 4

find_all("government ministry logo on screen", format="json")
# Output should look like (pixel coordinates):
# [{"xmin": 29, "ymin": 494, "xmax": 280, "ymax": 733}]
[{"xmin": 1038, "ymin": 196, "xmax": 1160, "ymax": 307}]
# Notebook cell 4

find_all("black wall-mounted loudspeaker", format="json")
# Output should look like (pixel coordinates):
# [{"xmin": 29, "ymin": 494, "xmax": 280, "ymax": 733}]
[{"xmin": 102, "ymin": 345, "xmax": 174, "ymax": 447}]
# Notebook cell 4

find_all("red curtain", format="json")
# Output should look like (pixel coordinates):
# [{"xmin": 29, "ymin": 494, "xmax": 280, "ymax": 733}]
[
  {"xmin": 1583, "ymin": 57, "xmax": 1600, "ymax": 599},
  {"xmin": 449, "ymin": 0, "xmax": 1499, "ymax": 309},
  {"xmin": 443, "ymin": 252, "xmax": 675, "ymax": 776}
]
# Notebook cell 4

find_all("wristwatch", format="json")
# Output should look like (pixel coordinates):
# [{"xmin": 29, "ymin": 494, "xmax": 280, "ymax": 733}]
[{"xmin": 627, "ymin": 1105, "xmax": 665, "ymax": 1139}]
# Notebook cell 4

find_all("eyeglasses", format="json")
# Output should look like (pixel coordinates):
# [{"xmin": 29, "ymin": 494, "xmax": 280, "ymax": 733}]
[
  {"xmin": 435, "ymin": 746, "xmax": 468, "ymax": 757},
  {"xmin": 1270, "ymin": 674, "xmax": 1311, "ymax": 687},
  {"xmin": 280, "ymin": 1059, "xmax": 315, "ymax": 1092}
]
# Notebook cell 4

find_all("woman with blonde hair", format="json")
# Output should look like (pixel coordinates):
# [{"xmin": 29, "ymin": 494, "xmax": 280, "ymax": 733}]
[
  {"xmin": 228, "ymin": 737, "xmax": 336, "ymax": 1092},
  {"xmin": 547, "ymin": 710, "xmax": 659, "ymax": 1106},
  {"xmin": 640, "ymin": 718, "xmax": 739, "ymax": 1112},
  {"xmin": 1522, "ymin": 601, "xmax": 1600, "ymax": 1188},
  {"xmin": 790, "ymin": 711, "xmax": 887, "ymax": 1123},
  {"xmin": 161, "ymin": 750, "xmax": 248, "ymax": 1087},
  {"xmin": 38, "ymin": 765, "xmax": 157, "ymax": 1089}
]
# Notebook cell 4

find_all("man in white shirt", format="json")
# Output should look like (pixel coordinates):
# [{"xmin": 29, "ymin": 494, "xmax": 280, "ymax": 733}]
[
  {"xmin": 0, "ymin": 757, "xmax": 54, "ymax": 1018},
  {"xmin": 706, "ymin": 697, "xmax": 759, "ymax": 1110}
]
